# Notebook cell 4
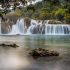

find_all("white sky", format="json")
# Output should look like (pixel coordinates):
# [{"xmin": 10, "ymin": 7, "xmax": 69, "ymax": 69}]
[{"xmin": 27, "ymin": 0, "xmax": 42, "ymax": 5}]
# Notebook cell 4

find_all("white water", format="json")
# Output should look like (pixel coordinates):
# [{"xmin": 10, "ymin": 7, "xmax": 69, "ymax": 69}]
[
  {"xmin": 8, "ymin": 18, "xmax": 25, "ymax": 35},
  {"xmin": 0, "ymin": 18, "xmax": 70, "ymax": 35},
  {"xmin": 45, "ymin": 24, "xmax": 70, "ymax": 35}
]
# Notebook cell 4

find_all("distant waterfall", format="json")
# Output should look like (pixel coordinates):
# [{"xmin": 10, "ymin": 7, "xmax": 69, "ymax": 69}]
[{"xmin": 1, "ymin": 18, "xmax": 70, "ymax": 35}]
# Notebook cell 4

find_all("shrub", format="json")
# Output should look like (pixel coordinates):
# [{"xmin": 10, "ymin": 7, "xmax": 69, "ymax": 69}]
[
  {"xmin": 64, "ymin": 13, "xmax": 70, "ymax": 23},
  {"xmin": 55, "ymin": 8, "xmax": 66, "ymax": 20},
  {"xmin": 39, "ymin": 8, "xmax": 50, "ymax": 20}
]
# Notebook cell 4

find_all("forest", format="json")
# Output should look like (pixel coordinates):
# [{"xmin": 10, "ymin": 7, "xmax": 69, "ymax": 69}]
[{"xmin": 0, "ymin": 0, "xmax": 70, "ymax": 23}]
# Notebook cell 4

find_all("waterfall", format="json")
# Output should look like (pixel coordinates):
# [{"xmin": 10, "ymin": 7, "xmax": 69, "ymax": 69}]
[
  {"xmin": 1, "ymin": 18, "xmax": 70, "ymax": 35},
  {"xmin": 8, "ymin": 18, "xmax": 25, "ymax": 35},
  {"xmin": 45, "ymin": 24, "xmax": 70, "ymax": 35}
]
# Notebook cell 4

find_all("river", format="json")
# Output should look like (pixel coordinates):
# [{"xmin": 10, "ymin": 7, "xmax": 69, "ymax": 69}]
[{"xmin": 0, "ymin": 35, "xmax": 70, "ymax": 70}]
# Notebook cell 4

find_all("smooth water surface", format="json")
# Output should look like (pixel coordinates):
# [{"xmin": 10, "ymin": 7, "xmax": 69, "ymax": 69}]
[{"xmin": 0, "ymin": 35, "xmax": 70, "ymax": 70}]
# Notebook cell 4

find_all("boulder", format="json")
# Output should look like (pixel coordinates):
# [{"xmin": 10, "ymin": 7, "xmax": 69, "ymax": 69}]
[{"xmin": 29, "ymin": 48, "xmax": 59, "ymax": 58}]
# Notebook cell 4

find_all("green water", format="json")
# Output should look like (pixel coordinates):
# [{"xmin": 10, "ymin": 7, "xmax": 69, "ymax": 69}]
[
  {"xmin": 0, "ymin": 35, "xmax": 70, "ymax": 70},
  {"xmin": 1, "ymin": 35, "xmax": 70, "ymax": 47},
  {"xmin": 23, "ymin": 35, "xmax": 70, "ymax": 48}
]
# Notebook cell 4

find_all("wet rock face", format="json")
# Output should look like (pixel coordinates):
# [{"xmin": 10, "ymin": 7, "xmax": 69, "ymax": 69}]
[
  {"xmin": 3, "ymin": 14, "xmax": 19, "ymax": 24},
  {"xmin": 24, "ymin": 17, "xmax": 31, "ymax": 28},
  {"xmin": 1, "ymin": 14, "xmax": 20, "ymax": 34},
  {"xmin": 29, "ymin": 48, "xmax": 59, "ymax": 59},
  {"xmin": 31, "ymin": 24, "xmax": 45, "ymax": 34},
  {"xmin": 1, "ymin": 19, "xmax": 11, "ymax": 34}
]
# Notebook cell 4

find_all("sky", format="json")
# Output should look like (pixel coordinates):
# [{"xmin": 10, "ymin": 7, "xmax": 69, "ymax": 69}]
[
  {"xmin": 27, "ymin": 0, "xmax": 42, "ymax": 5},
  {"xmin": 35, "ymin": 0, "xmax": 42, "ymax": 2}
]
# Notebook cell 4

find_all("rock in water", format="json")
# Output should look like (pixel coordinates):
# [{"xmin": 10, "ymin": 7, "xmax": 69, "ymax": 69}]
[
  {"xmin": 0, "ymin": 43, "xmax": 19, "ymax": 48},
  {"xmin": 29, "ymin": 48, "xmax": 59, "ymax": 59}
]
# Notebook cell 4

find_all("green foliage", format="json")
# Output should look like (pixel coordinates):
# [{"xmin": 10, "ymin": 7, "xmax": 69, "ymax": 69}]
[
  {"xmin": 20, "ymin": 0, "xmax": 70, "ymax": 23},
  {"xmin": 64, "ymin": 13, "xmax": 70, "ymax": 23},
  {"xmin": 27, "ymin": 5, "xmax": 35, "ymax": 12},
  {"xmin": 14, "ymin": 8, "xmax": 21, "ymax": 17},
  {"xmin": 21, "ymin": 7, "xmax": 34, "ymax": 18},
  {"xmin": 54, "ymin": 8, "xmax": 66, "ymax": 20},
  {"xmin": 0, "ymin": 0, "xmax": 70, "ymax": 23},
  {"xmin": 39, "ymin": 8, "xmax": 50, "ymax": 20}
]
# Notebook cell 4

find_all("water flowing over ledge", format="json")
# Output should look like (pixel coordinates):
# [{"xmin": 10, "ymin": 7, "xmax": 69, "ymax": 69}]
[{"xmin": 0, "ymin": 18, "xmax": 70, "ymax": 35}]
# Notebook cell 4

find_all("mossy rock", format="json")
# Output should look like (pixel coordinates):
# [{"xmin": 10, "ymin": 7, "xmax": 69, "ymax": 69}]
[
  {"xmin": 3, "ymin": 12, "xmax": 20, "ymax": 24},
  {"xmin": 29, "ymin": 48, "xmax": 59, "ymax": 59},
  {"xmin": 24, "ymin": 17, "xmax": 31, "ymax": 28},
  {"xmin": 0, "ymin": 43, "xmax": 19, "ymax": 48}
]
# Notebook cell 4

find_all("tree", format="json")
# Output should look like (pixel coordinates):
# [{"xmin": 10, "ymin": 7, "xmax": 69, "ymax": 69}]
[
  {"xmin": 39, "ymin": 8, "xmax": 50, "ymax": 20},
  {"xmin": 55, "ymin": 8, "xmax": 66, "ymax": 20},
  {"xmin": 64, "ymin": 13, "xmax": 70, "ymax": 23},
  {"xmin": 0, "ymin": 0, "xmax": 10, "ymax": 7},
  {"xmin": 27, "ymin": 4, "xmax": 35, "ymax": 12}
]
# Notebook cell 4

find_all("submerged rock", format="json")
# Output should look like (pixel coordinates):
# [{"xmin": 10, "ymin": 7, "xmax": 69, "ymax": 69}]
[
  {"xmin": 29, "ymin": 48, "xmax": 59, "ymax": 58},
  {"xmin": 0, "ymin": 43, "xmax": 19, "ymax": 48}
]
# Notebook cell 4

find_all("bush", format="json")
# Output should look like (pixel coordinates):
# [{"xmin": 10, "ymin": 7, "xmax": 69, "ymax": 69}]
[
  {"xmin": 55, "ymin": 8, "xmax": 66, "ymax": 21},
  {"xmin": 64, "ymin": 13, "xmax": 70, "ymax": 23},
  {"xmin": 15, "ymin": 8, "xmax": 21, "ymax": 17},
  {"xmin": 39, "ymin": 8, "xmax": 50, "ymax": 20}
]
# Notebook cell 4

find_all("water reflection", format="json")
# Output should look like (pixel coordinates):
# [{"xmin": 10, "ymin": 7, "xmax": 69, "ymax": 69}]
[
  {"xmin": 0, "ymin": 47, "xmax": 31, "ymax": 70},
  {"xmin": 23, "ymin": 35, "xmax": 70, "ymax": 48}
]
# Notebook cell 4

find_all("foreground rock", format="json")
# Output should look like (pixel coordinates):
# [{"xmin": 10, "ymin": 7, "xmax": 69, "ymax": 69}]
[
  {"xmin": 29, "ymin": 48, "xmax": 59, "ymax": 58},
  {"xmin": 0, "ymin": 43, "xmax": 19, "ymax": 48}
]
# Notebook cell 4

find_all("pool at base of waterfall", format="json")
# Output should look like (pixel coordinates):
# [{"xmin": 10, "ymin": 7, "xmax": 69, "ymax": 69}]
[{"xmin": 0, "ymin": 35, "xmax": 70, "ymax": 70}]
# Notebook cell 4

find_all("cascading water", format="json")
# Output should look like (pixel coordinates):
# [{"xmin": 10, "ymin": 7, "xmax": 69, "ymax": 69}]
[
  {"xmin": 0, "ymin": 18, "xmax": 70, "ymax": 35},
  {"xmin": 8, "ymin": 18, "xmax": 25, "ymax": 35},
  {"xmin": 45, "ymin": 24, "xmax": 70, "ymax": 35}
]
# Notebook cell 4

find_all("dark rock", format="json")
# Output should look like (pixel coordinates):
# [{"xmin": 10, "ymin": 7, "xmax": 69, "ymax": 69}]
[
  {"xmin": 31, "ymin": 24, "xmax": 45, "ymax": 34},
  {"xmin": 0, "ymin": 43, "xmax": 19, "ymax": 48},
  {"xmin": 29, "ymin": 48, "xmax": 59, "ymax": 59},
  {"xmin": 24, "ymin": 17, "xmax": 31, "ymax": 28}
]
